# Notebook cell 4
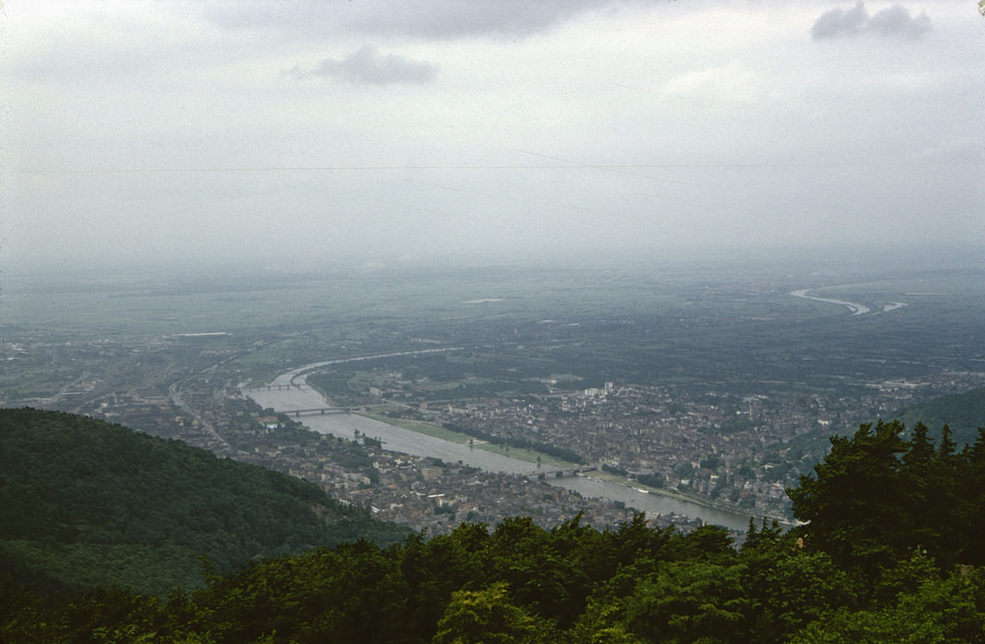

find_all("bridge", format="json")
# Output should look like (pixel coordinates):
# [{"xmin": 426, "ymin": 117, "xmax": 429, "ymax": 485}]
[
  {"xmin": 535, "ymin": 465, "xmax": 597, "ymax": 480},
  {"xmin": 287, "ymin": 407, "xmax": 353, "ymax": 417},
  {"xmin": 261, "ymin": 383, "xmax": 305, "ymax": 391}
]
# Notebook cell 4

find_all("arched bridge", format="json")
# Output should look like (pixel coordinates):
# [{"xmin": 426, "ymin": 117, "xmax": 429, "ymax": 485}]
[
  {"xmin": 536, "ymin": 465, "xmax": 597, "ymax": 480},
  {"xmin": 287, "ymin": 407, "xmax": 354, "ymax": 417}
]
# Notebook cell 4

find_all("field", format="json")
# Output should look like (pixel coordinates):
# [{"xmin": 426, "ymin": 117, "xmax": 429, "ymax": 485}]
[{"xmin": 5, "ymin": 251, "xmax": 984, "ymax": 408}]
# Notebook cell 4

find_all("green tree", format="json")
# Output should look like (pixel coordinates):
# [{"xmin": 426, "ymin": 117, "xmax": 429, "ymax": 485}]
[
  {"xmin": 787, "ymin": 420, "xmax": 910, "ymax": 574},
  {"xmin": 622, "ymin": 560, "xmax": 750, "ymax": 644},
  {"xmin": 956, "ymin": 428, "xmax": 985, "ymax": 565},
  {"xmin": 430, "ymin": 583, "xmax": 545, "ymax": 644},
  {"xmin": 789, "ymin": 566, "xmax": 985, "ymax": 644},
  {"xmin": 787, "ymin": 419, "xmax": 985, "ymax": 574},
  {"xmin": 568, "ymin": 599, "xmax": 644, "ymax": 644}
]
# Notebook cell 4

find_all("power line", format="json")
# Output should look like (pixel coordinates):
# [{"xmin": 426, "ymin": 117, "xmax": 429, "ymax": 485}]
[{"xmin": 6, "ymin": 159, "xmax": 978, "ymax": 175}]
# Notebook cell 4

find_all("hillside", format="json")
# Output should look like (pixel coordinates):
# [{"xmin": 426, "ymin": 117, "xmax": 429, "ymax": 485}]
[
  {"xmin": 892, "ymin": 386, "xmax": 985, "ymax": 445},
  {"xmin": 2, "ymin": 418, "xmax": 984, "ymax": 643},
  {"xmin": 0, "ymin": 408, "xmax": 407, "ymax": 595}
]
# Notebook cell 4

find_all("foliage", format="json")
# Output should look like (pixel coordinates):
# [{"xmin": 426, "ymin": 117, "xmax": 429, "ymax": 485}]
[
  {"xmin": 893, "ymin": 386, "xmax": 985, "ymax": 446},
  {"xmin": 634, "ymin": 472, "xmax": 664, "ymax": 488},
  {"xmin": 431, "ymin": 583, "xmax": 547, "ymax": 644},
  {"xmin": 442, "ymin": 422, "xmax": 585, "ymax": 464},
  {"xmin": 789, "ymin": 567, "xmax": 985, "ymax": 644},
  {"xmin": 788, "ymin": 419, "xmax": 985, "ymax": 571},
  {"xmin": 0, "ymin": 408, "xmax": 408, "ymax": 595},
  {"xmin": 3, "ymin": 416, "xmax": 985, "ymax": 643}
]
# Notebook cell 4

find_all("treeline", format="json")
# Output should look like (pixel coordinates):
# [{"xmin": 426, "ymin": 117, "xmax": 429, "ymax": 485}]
[
  {"xmin": 0, "ymin": 408, "xmax": 408, "ymax": 596},
  {"xmin": 892, "ymin": 386, "xmax": 985, "ymax": 446},
  {"xmin": 3, "ymin": 419, "xmax": 985, "ymax": 643},
  {"xmin": 442, "ymin": 422, "xmax": 585, "ymax": 464},
  {"xmin": 789, "ymin": 420, "xmax": 985, "ymax": 571},
  {"xmin": 306, "ymin": 364, "xmax": 550, "ymax": 405},
  {"xmin": 601, "ymin": 466, "xmax": 664, "ymax": 490}
]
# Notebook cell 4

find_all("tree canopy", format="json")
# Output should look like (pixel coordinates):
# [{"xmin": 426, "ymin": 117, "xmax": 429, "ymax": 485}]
[
  {"xmin": 0, "ymin": 408, "xmax": 407, "ymax": 595},
  {"xmin": 3, "ymin": 413, "xmax": 985, "ymax": 643},
  {"xmin": 788, "ymin": 419, "xmax": 985, "ymax": 571}
]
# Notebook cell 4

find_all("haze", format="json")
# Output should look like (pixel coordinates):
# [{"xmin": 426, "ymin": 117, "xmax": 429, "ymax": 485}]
[{"xmin": 2, "ymin": 0, "xmax": 984, "ymax": 272}]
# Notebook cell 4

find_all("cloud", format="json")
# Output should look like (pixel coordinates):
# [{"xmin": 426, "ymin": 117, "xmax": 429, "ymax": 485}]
[
  {"xmin": 811, "ymin": 2, "xmax": 868, "ymax": 38},
  {"xmin": 349, "ymin": 0, "xmax": 610, "ymax": 39},
  {"xmin": 661, "ymin": 61, "xmax": 763, "ymax": 105},
  {"xmin": 203, "ymin": 0, "xmax": 614, "ymax": 40},
  {"xmin": 866, "ymin": 5, "xmax": 932, "ymax": 38},
  {"xmin": 811, "ymin": 2, "xmax": 931, "ymax": 40},
  {"xmin": 288, "ymin": 45, "xmax": 437, "ymax": 85}
]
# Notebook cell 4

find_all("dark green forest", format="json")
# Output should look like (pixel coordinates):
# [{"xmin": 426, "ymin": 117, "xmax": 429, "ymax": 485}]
[
  {"xmin": 0, "ymin": 408, "xmax": 407, "ymax": 595},
  {"xmin": 3, "ymin": 411, "xmax": 985, "ymax": 643},
  {"xmin": 892, "ymin": 387, "xmax": 985, "ymax": 447}
]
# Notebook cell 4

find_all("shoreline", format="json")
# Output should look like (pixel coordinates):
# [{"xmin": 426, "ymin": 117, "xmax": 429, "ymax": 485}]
[{"xmin": 246, "ymin": 356, "xmax": 758, "ymax": 530}]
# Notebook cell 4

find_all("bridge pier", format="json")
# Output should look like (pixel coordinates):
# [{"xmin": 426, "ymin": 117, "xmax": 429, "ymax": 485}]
[{"xmin": 286, "ymin": 407, "xmax": 351, "ymax": 417}]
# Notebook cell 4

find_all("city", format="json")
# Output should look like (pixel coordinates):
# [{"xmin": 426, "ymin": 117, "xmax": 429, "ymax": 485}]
[{"xmin": 4, "ymin": 260, "xmax": 983, "ymax": 534}]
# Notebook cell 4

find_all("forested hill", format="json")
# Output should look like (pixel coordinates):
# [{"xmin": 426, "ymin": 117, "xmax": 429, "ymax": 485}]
[
  {"xmin": 2, "ymin": 418, "xmax": 985, "ymax": 643},
  {"xmin": 892, "ymin": 386, "xmax": 985, "ymax": 446},
  {"xmin": 0, "ymin": 408, "xmax": 408, "ymax": 595}
]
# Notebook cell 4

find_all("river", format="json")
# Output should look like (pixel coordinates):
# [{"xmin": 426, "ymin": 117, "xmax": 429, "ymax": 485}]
[
  {"xmin": 245, "ymin": 354, "xmax": 753, "ymax": 531},
  {"xmin": 790, "ymin": 288, "xmax": 871, "ymax": 315},
  {"xmin": 791, "ymin": 288, "xmax": 907, "ymax": 316}
]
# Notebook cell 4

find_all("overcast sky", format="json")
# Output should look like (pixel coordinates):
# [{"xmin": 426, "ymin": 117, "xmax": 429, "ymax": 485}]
[{"xmin": 2, "ymin": 0, "xmax": 983, "ymax": 271}]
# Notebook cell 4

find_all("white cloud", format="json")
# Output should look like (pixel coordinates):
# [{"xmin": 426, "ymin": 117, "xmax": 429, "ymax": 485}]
[{"xmin": 661, "ymin": 61, "xmax": 763, "ymax": 105}]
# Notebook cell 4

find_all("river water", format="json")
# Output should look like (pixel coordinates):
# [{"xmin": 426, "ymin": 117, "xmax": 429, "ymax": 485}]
[
  {"xmin": 790, "ymin": 288, "xmax": 871, "ymax": 315},
  {"xmin": 245, "ymin": 357, "xmax": 752, "ymax": 530}
]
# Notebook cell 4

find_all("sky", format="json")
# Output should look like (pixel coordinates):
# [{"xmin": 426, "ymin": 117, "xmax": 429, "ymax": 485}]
[{"xmin": 2, "ymin": 0, "xmax": 984, "ymax": 271}]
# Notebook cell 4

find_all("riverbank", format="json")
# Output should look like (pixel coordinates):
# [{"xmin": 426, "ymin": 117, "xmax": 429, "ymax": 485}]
[
  {"xmin": 245, "ymin": 358, "xmax": 755, "ymax": 531},
  {"xmin": 358, "ymin": 410, "xmax": 575, "ymax": 469},
  {"xmin": 791, "ymin": 287, "xmax": 908, "ymax": 317},
  {"xmin": 791, "ymin": 288, "xmax": 870, "ymax": 315},
  {"xmin": 352, "ymin": 407, "xmax": 753, "ymax": 522}
]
